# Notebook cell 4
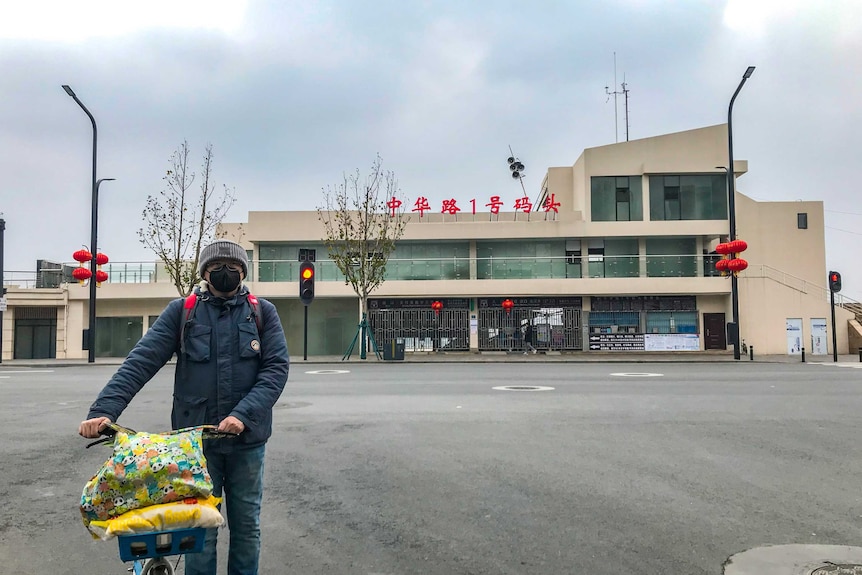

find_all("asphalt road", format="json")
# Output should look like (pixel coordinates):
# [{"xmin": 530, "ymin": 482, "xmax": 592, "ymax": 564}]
[{"xmin": 2, "ymin": 361, "xmax": 862, "ymax": 575}]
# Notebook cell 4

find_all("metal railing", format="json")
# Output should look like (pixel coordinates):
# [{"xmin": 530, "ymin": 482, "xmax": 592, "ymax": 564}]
[{"xmin": 43, "ymin": 254, "xmax": 729, "ymax": 284}]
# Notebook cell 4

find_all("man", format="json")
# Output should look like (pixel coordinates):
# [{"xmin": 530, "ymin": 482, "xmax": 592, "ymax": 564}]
[
  {"xmin": 523, "ymin": 323, "xmax": 537, "ymax": 354},
  {"xmin": 78, "ymin": 239, "xmax": 290, "ymax": 575}
]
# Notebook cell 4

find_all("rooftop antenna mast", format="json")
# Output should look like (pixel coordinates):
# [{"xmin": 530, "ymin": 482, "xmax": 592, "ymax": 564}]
[
  {"xmin": 622, "ymin": 74, "xmax": 630, "ymax": 141},
  {"xmin": 605, "ymin": 53, "xmax": 631, "ymax": 142}
]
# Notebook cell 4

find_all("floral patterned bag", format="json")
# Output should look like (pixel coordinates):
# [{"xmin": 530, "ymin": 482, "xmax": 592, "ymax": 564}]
[{"xmin": 80, "ymin": 423, "xmax": 216, "ymax": 530}]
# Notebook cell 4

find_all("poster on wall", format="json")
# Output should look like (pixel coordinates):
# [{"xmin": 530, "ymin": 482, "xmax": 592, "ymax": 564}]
[
  {"xmin": 644, "ymin": 334, "xmax": 700, "ymax": 351},
  {"xmin": 786, "ymin": 318, "xmax": 802, "ymax": 355},
  {"xmin": 810, "ymin": 318, "xmax": 828, "ymax": 355},
  {"xmin": 587, "ymin": 333, "xmax": 645, "ymax": 351}
]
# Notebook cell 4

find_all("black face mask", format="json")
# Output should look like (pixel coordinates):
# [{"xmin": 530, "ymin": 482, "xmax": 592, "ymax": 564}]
[{"xmin": 208, "ymin": 266, "xmax": 242, "ymax": 293}]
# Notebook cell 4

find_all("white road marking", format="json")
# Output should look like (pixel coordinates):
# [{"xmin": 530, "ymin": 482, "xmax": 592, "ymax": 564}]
[
  {"xmin": 305, "ymin": 369, "xmax": 350, "ymax": 375},
  {"xmin": 492, "ymin": 385, "xmax": 555, "ymax": 391},
  {"xmin": 0, "ymin": 370, "xmax": 55, "ymax": 374},
  {"xmin": 610, "ymin": 372, "xmax": 664, "ymax": 377}
]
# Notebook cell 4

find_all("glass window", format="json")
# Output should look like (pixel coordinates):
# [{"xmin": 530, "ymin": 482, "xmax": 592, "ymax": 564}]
[
  {"xmin": 646, "ymin": 237, "xmax": 697, "ymax": 277},
  {"xmin": 591, "ymin": 176, "xmax": 643, "ymax": 222},
  {"xmin": 645, "ymin": 311, "xmax": 698, "ymax": 334},
  {"xmin": 798, "ymin": 213, "xmax": 808, "ymax": 229},
  {"xmin": 649, "ymin": 175, "xmax": 727, "ymax": 221},
  {"xmin": 605, "ymin": 238, "xmax": 639, "ymax": 278},
  {"xmin": 477, "ymin": 240, "xmax": 566, "ymax": 279}
]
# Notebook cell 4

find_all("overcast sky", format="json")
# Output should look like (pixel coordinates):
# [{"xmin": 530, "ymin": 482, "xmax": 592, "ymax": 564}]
[{"xmin": 1, "ymin": 0, "xmax": 860, "ymax": 299}]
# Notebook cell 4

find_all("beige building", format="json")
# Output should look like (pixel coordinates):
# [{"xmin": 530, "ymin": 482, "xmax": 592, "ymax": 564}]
[{"xmin": 3, "ymin": 124, "xmax": 858, "ymax": 360}]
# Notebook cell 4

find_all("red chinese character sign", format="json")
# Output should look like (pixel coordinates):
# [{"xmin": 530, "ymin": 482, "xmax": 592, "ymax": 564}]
[
  {"xmin": 542, "ymin": 193, "xmax": 560, "ymax": 213},
  {"xmin": 387, "ymin": 196, "xmax": 403, "ymax": 217},
  {"xmin": 385, "ymin": 194, "xmax": 562, "ymax": 218},
  {"xmin": 442, "ymin": 199, "xmax": 460, "ymax": 215},
  {"xmin": 412, "ymin": 197, "xmax": 431, "ymax": 216},
  {"xmin": 514, "ymin": 197, "xmax": 533, "ymax": 213},
  {"xmin": 486, "ymin": 196, "xmax": 504, "ymax": 215}
]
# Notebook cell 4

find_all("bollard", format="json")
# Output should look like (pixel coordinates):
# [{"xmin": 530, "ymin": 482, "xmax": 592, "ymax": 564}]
[
  {"xmin": 749, "ymin": 345, "xmax": 754, "ymax": 361},
  {"xmin": 858, "ymin": 347, "xmax": 861, "ymax": 362},
  {"xmin": 801, "ymin": 346, "xmax": 805, "ymax": 363}
]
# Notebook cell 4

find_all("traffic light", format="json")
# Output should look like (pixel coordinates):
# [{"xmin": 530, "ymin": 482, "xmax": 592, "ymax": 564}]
[
  {"xmin": 828, "ymin": 270, "xmax": 842, "ymax": 293},
  {"xmin": 299, "ymin": 262, "xmax": 315, "ymax": 305}
]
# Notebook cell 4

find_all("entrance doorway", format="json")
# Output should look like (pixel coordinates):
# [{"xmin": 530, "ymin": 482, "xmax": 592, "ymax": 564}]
[
  {"xmin": 703, "ymin": 313, "xmax": 726, "ymax": 350},
  {"xmin": 14, "ymin": 307, "xmax": 58, "ymax": 359}
]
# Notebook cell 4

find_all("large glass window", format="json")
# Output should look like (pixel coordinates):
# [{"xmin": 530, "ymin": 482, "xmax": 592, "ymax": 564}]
[
  {"xmin": 587, "ymin": 239, "xmax": 639, "ymax": 278},
  {"xmin": 386, "ymin": 242, "xmax": 470, "ymax": 280},
  {"xmin": 591, "ymin": 176, "xmax": 643, "ymax": 222},
  {"xmin": 259, "ymin": 243, "xmax": 328, "ymax": 282},
  {"xmin": 646, "ymin": 237, "xmax": 697, "ymax": 277},
  {"xmin": 649, "ymin": 175, "xmax": 727, "ymax": 221},
  {"xmin": 477, "ymin": 240, "xmax": 566, "ymax": 279}
]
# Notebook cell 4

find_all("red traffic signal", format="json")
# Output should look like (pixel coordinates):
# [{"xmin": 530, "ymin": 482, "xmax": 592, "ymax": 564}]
[
  {"xmin": 299, "ymin": 262, "xmax": 315, "ymax": 305},
  {"xmin": 829, "ymin": 271, "xmax": 842, "ymax": 293}
]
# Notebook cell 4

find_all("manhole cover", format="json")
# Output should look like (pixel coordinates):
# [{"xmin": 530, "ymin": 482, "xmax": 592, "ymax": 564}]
[
  {"xmin": 492, "ymin": 385, "xmax": 555, "ymax": 391},
  {"xmin": 811, "ymin": 565, "xmax": 862, "ymax": 575}
]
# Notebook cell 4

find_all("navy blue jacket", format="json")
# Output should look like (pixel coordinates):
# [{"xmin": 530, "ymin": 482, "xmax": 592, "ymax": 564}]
[{"xmin": 87, "ymin": 286, "xmax": 290, "ymax": 450}]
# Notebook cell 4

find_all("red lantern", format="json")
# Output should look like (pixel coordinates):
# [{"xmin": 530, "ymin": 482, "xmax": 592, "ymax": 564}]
[
  {"xmin": 72, "ymin": 267, "xmax": 92, "ymax": 284},
  {"xmin": 73, "ymin": 249, "xmax": 92, "ymax": 263},
  {"xmin": 726, "ymin": 258, "xmax": 749, "ymax": 273},
  {"xmin": 501, "ymin": 298, "xmax": 514, "ymax": 314},
  {"xmin": 715, "ymin": 259, "xmax": 729, "ymax": 272},
  {"xmin": 431, "ymin": 300, "xmax": 443, "ymax": 315},
  {"xmin": 715, "ymin": 243, "xmax": 731, "ymax": 255},
  {"xmin": 95, "ymin": 270, "xmax": 109, "ymax": 284},
  {"xmin": 95, "ymin": 253, "xmax": 109, "ymax": 266}
]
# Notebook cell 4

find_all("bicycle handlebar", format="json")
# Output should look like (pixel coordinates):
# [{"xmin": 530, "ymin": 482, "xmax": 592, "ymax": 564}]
[{"xmin": 84, "ymin": 423, "xmax": 239, "ymax": 449}]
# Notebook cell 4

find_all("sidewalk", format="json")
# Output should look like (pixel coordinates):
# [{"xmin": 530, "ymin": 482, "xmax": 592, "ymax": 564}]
[{"xmin": 3, "ymin": 351, "xmax": 861, "ymax": 368}]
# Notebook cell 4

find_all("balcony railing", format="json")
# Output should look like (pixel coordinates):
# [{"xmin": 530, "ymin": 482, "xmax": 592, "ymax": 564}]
[
  {"xmin": 6, "ymin": 259, "xmax": 860, "ymax": 309},
  {"xmin": 43, "ymin": 255, "xmax": 727, "ymax": 284}
]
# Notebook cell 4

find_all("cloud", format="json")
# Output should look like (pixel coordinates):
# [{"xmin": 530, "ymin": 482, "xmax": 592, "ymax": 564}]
[
  {"xmin": 0, "ymin": 0, "xmax": 249, "ymax": 41},
  {"xmin": 1, "ymin": 0, "xmax": 861, "ymax": 300}
]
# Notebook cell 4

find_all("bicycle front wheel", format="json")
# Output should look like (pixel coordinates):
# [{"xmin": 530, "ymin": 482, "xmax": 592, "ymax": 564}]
[{"xmin": 141, "ymin": 557, "xmax": 174, "ymax": 575}]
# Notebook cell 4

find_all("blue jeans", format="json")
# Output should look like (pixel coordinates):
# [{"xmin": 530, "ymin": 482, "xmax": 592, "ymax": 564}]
[{"xmin": 184, "ymin": 444, "xmax": 266, "ymax": 575}]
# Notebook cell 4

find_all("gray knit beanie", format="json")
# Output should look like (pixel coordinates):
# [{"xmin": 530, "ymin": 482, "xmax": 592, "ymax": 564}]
[{"xmin": 198, "ymin": 240, "xmax": 249, "ymax": 276}]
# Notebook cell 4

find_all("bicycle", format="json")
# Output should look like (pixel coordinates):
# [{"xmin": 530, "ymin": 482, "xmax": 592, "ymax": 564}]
[{"xmin": 83, "ymin": 423, "xmax": 237, "ymax": 574}]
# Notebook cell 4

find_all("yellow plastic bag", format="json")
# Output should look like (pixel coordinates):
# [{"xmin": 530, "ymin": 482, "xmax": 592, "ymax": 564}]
[{"xmin": 87, "ymin": 495, "xmax": 224, "ymax": 541}]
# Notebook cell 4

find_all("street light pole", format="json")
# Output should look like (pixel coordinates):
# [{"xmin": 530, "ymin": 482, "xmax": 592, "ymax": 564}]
[
  {"xmin": 62, "ymin": 84, "xmax": 102, "ymax": 363},
  {"xmin": 726, "ymin": 66, "xmax": 755, "ymax": 361}
]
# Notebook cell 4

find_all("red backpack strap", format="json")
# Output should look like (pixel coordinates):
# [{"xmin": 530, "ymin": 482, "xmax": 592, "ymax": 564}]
[
  {"xmin": 184, "ymin": 293, "xmax": 198, "ymax": 318},
  {"xmin": 179, "ymin": 293, "xmax": 199, "ymax": 353},
  {"xmin": 247, "ymin": 293, "xmax": 263, "ymax": 333}
]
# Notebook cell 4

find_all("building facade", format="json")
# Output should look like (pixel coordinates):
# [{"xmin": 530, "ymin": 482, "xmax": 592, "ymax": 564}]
[{"xmin": 3, "ymin": 124, "xmax": 858, "ymax": 360}]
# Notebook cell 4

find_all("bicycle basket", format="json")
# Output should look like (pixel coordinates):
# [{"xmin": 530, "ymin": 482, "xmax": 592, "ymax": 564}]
[{"xmin": 80, "ymin": 424, "xmax": 215, "ymax": 531}]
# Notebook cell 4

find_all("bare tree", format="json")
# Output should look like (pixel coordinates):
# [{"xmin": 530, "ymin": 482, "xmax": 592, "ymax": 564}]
[
  {"xmin": 317, "ymin": 155, "xmax": 409, "ymax": 357},
  {"xmin": 138, "ymin": 141, "xmax": 236, "ymax": 296}
]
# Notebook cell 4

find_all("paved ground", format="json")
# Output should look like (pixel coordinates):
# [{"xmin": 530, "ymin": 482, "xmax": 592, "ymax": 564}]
[
  {"xmin": 4, "ymin": 350, "xmax": 862, "ymax": 367},
  {"xmin": 2, "ymin": 361, "xmax": 862, "ymax": 574}
]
